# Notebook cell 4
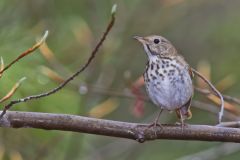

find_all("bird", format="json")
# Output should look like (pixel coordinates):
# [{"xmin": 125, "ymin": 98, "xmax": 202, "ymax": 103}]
[{"xmin": 134, "ymin": 35, "xmax": 194, "ymax": 128}]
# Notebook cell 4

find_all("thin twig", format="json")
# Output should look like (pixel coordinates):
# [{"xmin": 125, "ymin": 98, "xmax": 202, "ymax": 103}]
[
  {"xmin": 195, "ymin": 87, "xmax": 240, "ymax": 105},
  {"xmin": 0, "ymin": 4, "xmax": 117, "ymax": 118},
  {"xmin": 191, "ymin": 100, "xmax": 239, "ymax": 121},
  {"xmin": 191, "ymin": 68, "xmax": 225, "ymax": 123},
  {"xmin": 0, "ymin": 31, "xmax": 48, "ymax": 75},
  {"xmin": 1, "ymin": 111, "xmax": 240, "ymax": 143}
]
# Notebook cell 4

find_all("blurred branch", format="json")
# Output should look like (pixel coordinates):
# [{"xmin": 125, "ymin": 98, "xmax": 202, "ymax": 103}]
[
  {"xmin": 1, "ymin": 111, "xmax": 240, "ymax": 143},
  {"xmin": 0, "ymin": 4, "xmax": 117, "ymax": 118},
  {"xmin": 191, "ymin": 101, "xmax": 239, "ymax": 121},
  {"xmin": 195, "ymin": 87, "xmax": 240, "ymax": 105},
  {"xmin": 78, "ymin": 84, "xmax": 240, "ymax": 121},
  {"xmin": 176, "ymin": 143, "xmax": 240, "ymax": 160}
]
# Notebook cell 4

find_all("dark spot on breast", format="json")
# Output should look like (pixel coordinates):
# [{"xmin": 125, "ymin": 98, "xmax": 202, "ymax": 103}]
[
  {"xmin": 146, "ymin": 62, "xmax": 150, "ymax": 71},
  {"xmin": 150, "ymin": 74, "xmax": 157, "ymax": 80},
  {"xmin": 151, "ymin": 64, "xmax": 154, "ymax": 70},
  {"xmin": 144, "ymin": 72, "xmax": 150, "ymax": 82},
  {"xmin": 163, "ymin": 70, "xmax": 167, "ymax": 73},
  {"xmin": 176, "ymin": 67, "xmax": 181, "ymax": 73},
  {"xmin": 180, "ymin": 74, "xmax": 185, "ymax": 83}
]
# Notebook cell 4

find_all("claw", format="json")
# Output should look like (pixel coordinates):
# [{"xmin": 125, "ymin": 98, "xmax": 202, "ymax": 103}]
[
  {"xmin": 139, "ymin": 109, "xmax": 164, "ymax": 136},
  {"xmin": 148, "ymin": 121, "xmax": 163, "ymax": 136}
]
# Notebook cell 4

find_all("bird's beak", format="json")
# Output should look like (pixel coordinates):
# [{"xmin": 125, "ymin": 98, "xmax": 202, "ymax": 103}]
[{"xmin": 133, "ymin": 36, "xmax": 147, "ymax": 44}]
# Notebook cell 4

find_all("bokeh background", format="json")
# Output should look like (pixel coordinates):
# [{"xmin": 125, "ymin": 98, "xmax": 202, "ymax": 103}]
[{"xmin": 1, "ymin": 0, "xmax": 240, "ymax": 159}]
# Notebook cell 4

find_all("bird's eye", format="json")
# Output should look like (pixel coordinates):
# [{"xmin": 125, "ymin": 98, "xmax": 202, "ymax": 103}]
[{"xmin": 153, "ymin": 39, "xmax": 160, "ymax": 44}]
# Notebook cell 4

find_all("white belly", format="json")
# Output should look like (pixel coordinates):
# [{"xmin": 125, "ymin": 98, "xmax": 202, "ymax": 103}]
[{"xmin": 144, "ymin": 61, "xmax": 193, "ymax": 110}]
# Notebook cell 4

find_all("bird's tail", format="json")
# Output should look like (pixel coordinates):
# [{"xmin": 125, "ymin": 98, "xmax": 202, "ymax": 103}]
[{"xmin": 176, "ymin": 98, "xmax": 192, "ymax": 120}]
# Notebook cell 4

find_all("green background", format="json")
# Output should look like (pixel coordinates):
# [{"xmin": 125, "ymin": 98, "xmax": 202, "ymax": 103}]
[{"xmin": 1, "ymin": 0, "xmax": 240, "ymax": 159}]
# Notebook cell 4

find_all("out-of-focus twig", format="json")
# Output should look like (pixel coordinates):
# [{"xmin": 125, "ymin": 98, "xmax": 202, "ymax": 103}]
[
  {"xmin": 195, "ymin": 87, "xmax": 240, "ymax": 105},
  {"xmin": 38, "ymin": 69, "xmax": 238, "ymax": 121},
  {"xmin": 38, "ymin": 66, "xmax": 239, "ymax": 121},
  {"xmin": 40, "ymin": 66, "xmax": 65, "ymax": 83},
  {"xmin": 191, "ymin": 101, "xmax": 239, "ymax": 121},
  {"xmin": 79, "ymin": 84, "xmax": 238, "ymax": 121},
  {"xmin": 0, "ymin": 31, "xmax": 48, "ymax": 76},
  {"xmin": 0, "ymin": 77, "xmax": 26, "ymax": 103},
  {"xmin": 195, "ymin": 87, "xmax": 240, "ymax": 116},
  {"xmin": 0, "ymin": 4, "xmax": 117, "ymax": 118},
  {"xmin": 39, "ymin": 42, "xmax": 71, "ymax": 75}
]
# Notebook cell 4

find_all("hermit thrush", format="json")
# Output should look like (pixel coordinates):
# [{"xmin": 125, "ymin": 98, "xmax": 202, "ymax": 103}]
[{"xmin": 134, "ymin": 35, "xmax": 194, "ymax": 127}]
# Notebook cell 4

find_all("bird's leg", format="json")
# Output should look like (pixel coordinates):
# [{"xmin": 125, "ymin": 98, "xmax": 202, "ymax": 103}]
[
  {"xmin": 136, "ymin": 109, "xmax": 163, "ymax": 137},
  {"xmin": 176, "ymin": 109, "xmax": 185, "ymax": 131},
  {"xmin": 148, "ymin": 109, "xmax": 163, "ymax": 128}
]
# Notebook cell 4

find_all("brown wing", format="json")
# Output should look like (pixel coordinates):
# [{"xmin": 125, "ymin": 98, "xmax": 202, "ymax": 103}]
[{"xmin": 189, "ymin": 67, "xmax": 194, "ymax": 79}]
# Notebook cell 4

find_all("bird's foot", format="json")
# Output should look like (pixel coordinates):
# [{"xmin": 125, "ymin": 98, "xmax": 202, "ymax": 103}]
[
  {"xmin": 137, "ymin": 122, "xmax": 163, "ymax": 137},
  {"xmin": 147, "ymin": 121, "xmax": 163, "ymax": 129},
  {"xmin": 175, "ymin": 121, "xmax": 188, "ymax": 132},
  {"xmin": 145, "ymin": 121, "xmax": 163, "ymax": 137}
]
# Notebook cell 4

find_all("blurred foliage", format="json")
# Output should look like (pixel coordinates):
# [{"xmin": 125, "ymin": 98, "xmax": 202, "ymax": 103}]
[{"xmin": 1, "ymin": 0, "xmax": 240, "ymax": 159}]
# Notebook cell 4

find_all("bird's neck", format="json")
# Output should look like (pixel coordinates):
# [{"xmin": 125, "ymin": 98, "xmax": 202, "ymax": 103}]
[{"xmin": 149, "ymin": 55, "xmax": 174, "ymax": 64}]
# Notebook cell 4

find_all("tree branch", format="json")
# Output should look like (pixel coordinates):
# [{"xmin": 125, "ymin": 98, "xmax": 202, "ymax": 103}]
[{"xmin": 1, "ymin": 111, "xmax": 240, "ymax": 143}]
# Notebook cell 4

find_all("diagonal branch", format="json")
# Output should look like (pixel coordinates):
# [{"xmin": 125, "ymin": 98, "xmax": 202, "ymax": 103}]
[
  {"xmin": 0, "ymin": 4, "xmax": 117, "ymax": 118},
  {"xmin": 1, "ymin": 111, "xmax": 240, "ymax": 143}
]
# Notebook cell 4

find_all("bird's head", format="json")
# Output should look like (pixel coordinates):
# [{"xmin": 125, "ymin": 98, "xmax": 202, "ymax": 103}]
[{"xmin": 134, "ymin": 35, "xmax": 176, "ymax": 58}]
